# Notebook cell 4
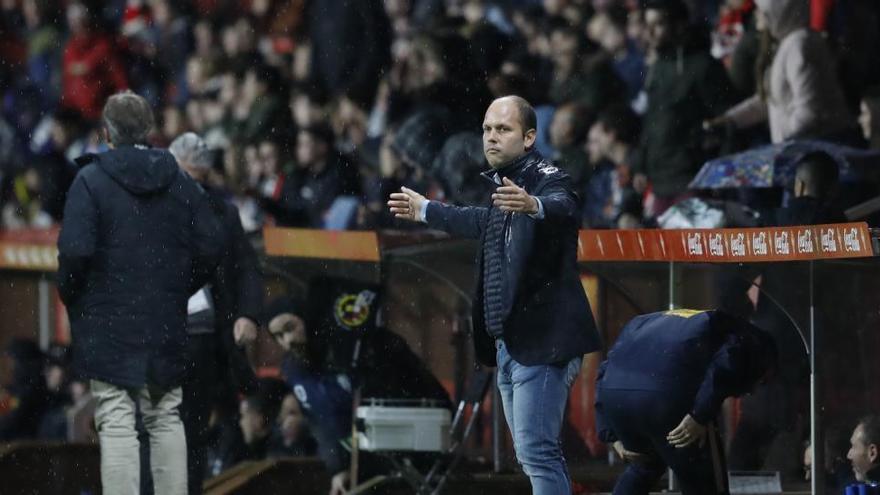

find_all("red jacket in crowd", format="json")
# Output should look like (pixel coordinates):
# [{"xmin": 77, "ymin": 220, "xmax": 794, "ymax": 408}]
[
  {"xmin": 811, "ymin": 0, "xmax": 835, "ymax": 31},
  {"xmin": 61, "ymin": 32, "xmax": 128, "ymax": 121}
]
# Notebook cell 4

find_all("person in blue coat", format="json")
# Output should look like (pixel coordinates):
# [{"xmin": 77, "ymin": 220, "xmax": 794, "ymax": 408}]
[
  {"xmin": 595, "ymin": 309, "xmax": 778, "ymax": 495},
  {"xmin": 389, "ymin": 95, "xmax": 600, "ymax": 495},
  {"xmin": 57, "ymin": 91, "xmax": 222, "ymax": 495},
  {"xmin": 265, "ymin": 278, "xmax": 452, "ymax": 495}
]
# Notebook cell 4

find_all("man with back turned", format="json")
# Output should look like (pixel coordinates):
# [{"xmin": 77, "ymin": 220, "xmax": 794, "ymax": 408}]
[
  {"xmin": 57, "ymin": 91, "xmax": 221, "ymax": 495},
  {"xmin": 388, "ymin": 95, "xmax": 601, "ymax": 494}
]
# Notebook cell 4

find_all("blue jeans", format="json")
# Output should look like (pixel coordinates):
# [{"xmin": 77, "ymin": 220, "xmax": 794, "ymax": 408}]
[{"xmin": 496, "ymin": 340, "xmax": 582, "ymax": 495}]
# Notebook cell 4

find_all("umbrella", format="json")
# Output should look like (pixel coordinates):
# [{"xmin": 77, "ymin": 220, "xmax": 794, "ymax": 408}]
[{"xmin": 689, "ymin": 140, "xmax": 880, "ymax": 189}]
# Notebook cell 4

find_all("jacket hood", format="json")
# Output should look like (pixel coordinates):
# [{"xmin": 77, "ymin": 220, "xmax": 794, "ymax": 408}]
[
  {"xmin": 95, "ymin": 147, "xmax": 179, "ymax": 196},
  {"xmin": 755, "ymin": 0, "xmax": 808, "ymax": 39}
]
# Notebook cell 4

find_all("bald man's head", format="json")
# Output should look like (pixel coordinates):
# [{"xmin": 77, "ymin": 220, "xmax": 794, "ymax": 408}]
[
  {"xmin": 498, "ymin": 95, "xmax": 537, "ymax": 136},
  {"xmin": 482, "ymin": 96, "xmax": 537, "ymax": 168}
]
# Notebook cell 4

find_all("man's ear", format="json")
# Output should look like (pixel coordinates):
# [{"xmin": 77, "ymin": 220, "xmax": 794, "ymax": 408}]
[
  {"xmin": 524, "ymin": 128, "xmax": 537, "ymax": 150},
  {"xmin": 102, "ymin": 127, "xmax": 112, "ymax": 148},
  {"xmin": 793, "ymin": 178, "xmax": 802, "ymax": 197},
  {"xmin": 870, "ymin": 443, "xmax": 879, "ymax": 464}
]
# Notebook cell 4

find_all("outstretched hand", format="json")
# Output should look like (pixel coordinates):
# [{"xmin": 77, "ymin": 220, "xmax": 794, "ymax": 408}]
[
  {"xmin": 492, "ymin": 177, "xmax": 538, "ymax": 214},
  {"xmin": 667, "ymin": 414, "xmax": 707, "ymax": 448},
  {"xmin": 387, "ymin": 187, "xmax": 427, "ymax": 222}
]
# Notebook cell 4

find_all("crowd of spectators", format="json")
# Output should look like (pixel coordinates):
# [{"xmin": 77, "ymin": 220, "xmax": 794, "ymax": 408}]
[
  {"xmin": 1, "ymin": 0, "xmax": 879, "ymax": 234},
  {"xmin": 2, "ymin": 0, "xmax": 880, "ymax": 489}
]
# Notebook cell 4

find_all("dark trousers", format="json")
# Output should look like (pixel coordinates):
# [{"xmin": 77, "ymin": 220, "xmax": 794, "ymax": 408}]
[
  {"xmin": 181, "ymin": 334, "xmax": 218, "ymax": 495},
  {"xmin": 597, "ymin": 388, "xmax": 729, "ymax": 495}
]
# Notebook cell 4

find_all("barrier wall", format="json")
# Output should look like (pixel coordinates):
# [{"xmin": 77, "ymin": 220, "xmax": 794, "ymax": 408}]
[
  {"xmin": 1, "ymin": 224, "xmax": 875, "ymax": 493},
  {"xmin": 263, "ymin": 223, "xmax": 876, "ymax": 493}
]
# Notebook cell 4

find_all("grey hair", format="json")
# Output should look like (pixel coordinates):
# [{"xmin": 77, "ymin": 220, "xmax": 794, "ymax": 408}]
[
  {"xmin": 169, "ymin": 132, "xmax": 212, "ymax": 170},
  {"xmin": 102, "ymin": 91, "xmax": 155, "ymax": 146}
]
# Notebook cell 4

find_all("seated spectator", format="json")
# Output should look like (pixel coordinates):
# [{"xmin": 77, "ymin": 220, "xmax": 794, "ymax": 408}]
[
  {"xmin": 21, "ymin": 0, "xmax": 62, "ymax": 106},
  {"xmin": 38, "ymin": 344, "xmax": 72, "ymax": 441},
  {"xmin": 430, "ymin": 132, "xmax": 488, "ymax": 206},
  {"xmin": 584, "ymin": 104, "xmax": 642, "ymax": 228},
  {"xmin": 803, "ymin": 424, "xmax": 856, "ymax": 494},
  {"xmin": 390, "ymin": 109, "xmax": 452, "ymax": 185},
  {"xmin": 289, "ymin": 84, "xmax": 329, "ymax": 129},
  {"xmin": 268, "ymin": 393, "xmax": 318, "ymax": 458},
  {"xmin": 1, "ymin": 166, "xmax": 54, "ymax": 229},
  {"xmin": 763, "ymin": 151, "xmax": 845, "ymax": 226},
  {"xmin": 204, "ymin": 395, "xmax": 246, "ymax": 478},
  {"xmin": 848, "ymin": 415, "xmax": 880, "ymax": 484},
  {"xmin": 587, "ymin": 5, "xmax": 646, "ymax": 103},
  {"xmin": 159, "ymin": 105, "xmax": 189, "ymax": 147},
  {"xmin": 260, "ymin": 125, "xmax": 354, "ymax": 228},
  {"xmin": 549, "ymin": 100, "xmax": 594, "ymax": 192},
  {"xmin": 265, "ymin": 278, "xmax": 452, "ymax": 495},
  {"xmin": 547, "ymin": 21, "xmax": 625, "ymax": 111},
  {"xmin": 27, "ymin": 109, "xmax": 82, "ymax": 221},
  {"xmin": 229, "ymin": 63, "xmax": 290, "ymax": 144},
  {"xmin": 238, "ymin": 395, "xmax": 274, "ymax": 462},
  {"xmin": 362, "ymin": 111, "xmax": 448, "ymax": 228},
  {"xmin": 709, "ymin": 0, "xmax": 858, "ymax": 144},
  {"xmin": 0, "ymin": 339, "xmax": 49, "ymax": 440},
  {"xmin": 858, "ymin": 88, "xmax": 880, "ymax": 150},
  {"xmin": 204, "ymin": 379, "xmax": 288, "ymax": 475}
]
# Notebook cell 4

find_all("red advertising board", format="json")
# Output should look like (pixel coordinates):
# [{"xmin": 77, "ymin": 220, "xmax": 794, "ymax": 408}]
[{"xmin": 577, "ymin": 223, "xmax": 873, "ymax": 262}]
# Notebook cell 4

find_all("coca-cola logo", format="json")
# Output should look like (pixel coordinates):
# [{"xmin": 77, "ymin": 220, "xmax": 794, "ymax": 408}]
[
  {"xmin": 773, "ymin": 231, "xmax": 790, "ymax": 255},
  {"xmin": 797, "ymin": 229, "xmax": 814, "ymax": 254},
  {"xmin": 730, "ymin": 233, "xmax": 746, "ymax": 257},
  {"xmin": 709, "ymin": 233, "xmax": 724, "ymax": 256},
  {"xmin": 821, "ymin": 228, "xmax": 837, "ymax": 253},
  {"xmin": 752, "ymin": 232, "xmax": 768, "ymax": 256},
  {"xmin": 687, "ymin": 233, "xmax": 703, "ymax": 256},
  {"xmin": 844, "ymin": 228, "xmax": 861, "ymax": 252}
]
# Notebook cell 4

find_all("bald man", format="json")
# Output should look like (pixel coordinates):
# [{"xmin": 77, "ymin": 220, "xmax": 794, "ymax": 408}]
[{"xmin": 389, "ymin": 96, "xmax": 600, "ymax": 494}]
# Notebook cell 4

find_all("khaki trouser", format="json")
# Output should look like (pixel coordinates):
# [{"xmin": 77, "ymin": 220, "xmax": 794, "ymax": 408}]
[{"xmin": 92, "ymin": 380, "xmax": 187, "ymax": 495}]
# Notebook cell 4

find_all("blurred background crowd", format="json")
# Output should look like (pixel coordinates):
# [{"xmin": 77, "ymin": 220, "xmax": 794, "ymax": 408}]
[
  {"xmin": 1, "ymin": 0, "xmax": 879, "ymax": 235},
  {"xmin": 1, "ymin": 0, "xmax": 880, "ymax": 490}
]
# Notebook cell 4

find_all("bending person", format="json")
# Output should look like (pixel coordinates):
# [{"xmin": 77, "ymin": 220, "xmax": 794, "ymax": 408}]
[{"xmin": 596, "ymin": 309, "xmax": 778, "ymax": 495}]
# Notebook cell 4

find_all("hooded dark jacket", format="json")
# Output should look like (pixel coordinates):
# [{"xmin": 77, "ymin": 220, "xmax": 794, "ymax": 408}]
[{"xmin": 57, "ymin": 146, "xmax": 222, "ymax": 389}]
